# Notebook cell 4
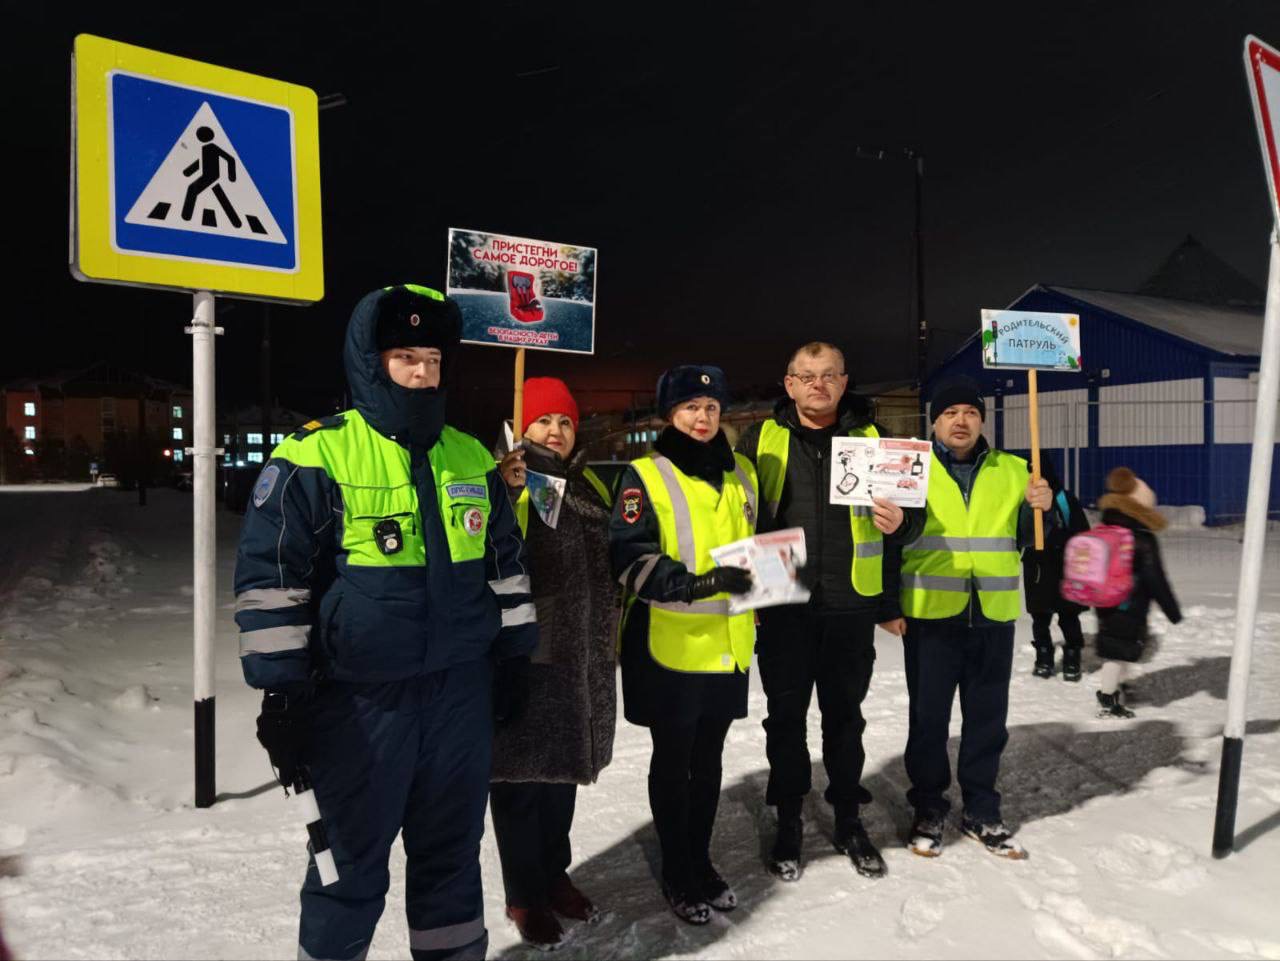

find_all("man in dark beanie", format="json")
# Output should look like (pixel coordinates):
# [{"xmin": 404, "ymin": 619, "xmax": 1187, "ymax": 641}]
[
  {"xmin": 889, "ymin": 374, "xmax": 1052, "ymax": 860},
  {"xmin": 235, "ymin": 283, "xmax": 537, "ymax": 960}
]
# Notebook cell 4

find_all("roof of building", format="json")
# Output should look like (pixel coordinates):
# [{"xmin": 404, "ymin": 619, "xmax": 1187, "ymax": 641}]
[
  {"xmin": 1137, "ymin": 234, "xmax": 1265, "ymax": 308},
  {"xmin": 1044, "ymin": 286, "xmax": 1263, "ymax": 357}
]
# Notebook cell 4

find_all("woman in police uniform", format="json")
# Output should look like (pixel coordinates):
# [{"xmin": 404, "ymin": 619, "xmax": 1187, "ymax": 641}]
[{"xmin": 609, "ymin": 364, "xmax": 757, "ymax": 925}]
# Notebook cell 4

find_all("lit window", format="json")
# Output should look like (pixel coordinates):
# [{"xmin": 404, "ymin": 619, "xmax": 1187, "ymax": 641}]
[
  {"xmin": 625, "ymin": 433, "xmax": 633, "ymax": 444},
  {"xmin": 173, "ymin": 450, "xmax": 185, "ymax": 463},
  {"xmin": 650, "ymin": 430, "xmax": 659, "ymax": 441},
  {"xmin": 23, "ymin": 402, "xmax": 35, "ymax": 416},
  {"xmin": 223, "ymin": 434, "xmax": 231, "ymax": 445},
  {"xmin": 247, "ymin": 451, "xmax": 264, "ymax": 464},
  {"xmin": 23, "ymin": 447, "xmax": 34, "ymax": 456},
  {"xmin": 24, "ymin": 426, "xmax": 36, "ymax": 440},
  {"xmin": 270, "ymin": 433, "xmax": 284, "ymax": 445},
  {"xmin": 223, "ymin": 454, "xmax": 232, "ymax": 465},
  {"xmin": 172, "ymin": 427, "xmax": 183, "ymax": 440},
  {"xmin": 172, "ymin": 405, "xmax": 183, "ymax": 419},
  {"xmin": 247, "ymin": 432, "xmax": 264, "ymax": 446}
]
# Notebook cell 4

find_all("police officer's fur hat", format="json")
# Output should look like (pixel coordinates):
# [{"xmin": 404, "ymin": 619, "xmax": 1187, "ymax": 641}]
[
  {"xmin": 373, "ymin": 284, "xmax": 462, "ymax": 357},
  {"xmin": 656, "ymin": 364, "xmax": 730, "ymax": 416}
]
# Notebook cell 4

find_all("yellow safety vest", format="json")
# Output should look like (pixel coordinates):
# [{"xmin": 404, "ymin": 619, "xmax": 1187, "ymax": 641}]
[
  {"xmin": 513, "ymin": 465, "xmax": 612, "ymax": 537},
  {"xmin": 755, "ymin": 418, "xmax": 884, "ymax": 596},
  {"xmin": 628, "ymin": 451, "xmax": 759, "ymax": 674},
  {"xmin": 900, "ymin": 448, "xmax": 1027, "ymax": 621}
]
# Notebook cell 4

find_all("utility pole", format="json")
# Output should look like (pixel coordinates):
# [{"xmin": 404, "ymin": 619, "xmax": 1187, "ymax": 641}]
[{"xmin": 261, "ymin": 304, "xmax": 272, "ymax": 459}]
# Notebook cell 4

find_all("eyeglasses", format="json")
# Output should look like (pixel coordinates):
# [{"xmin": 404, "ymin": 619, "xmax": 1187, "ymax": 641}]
[{"xmin": 787, "ymin": 371, "xmax": 845, "ymax": 385}]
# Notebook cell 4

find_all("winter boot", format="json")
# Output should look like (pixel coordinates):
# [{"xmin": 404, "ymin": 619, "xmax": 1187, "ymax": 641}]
[
  {"xmin": 661, "ymin": 881, "xmax": 711, "ymax": 926},
  {"xmin": 833, "ymin": 810, "xmax": 886, "ymax": 879},
  {"xmin": 768, "ymin": 800, "xmax": 804, "ymax": 882},
  {"xmin": 907, "ymin": 811, "xmax": 946, "ymax": 858},
  {"xmin": 1096, "ymin": 689, "xmax": 1135, "ymax": 719},
  {"xmin": 695, "ymin": 863, "xmax": 738, "ymax": 912},
  {"xmin": 506, "ymin": 906, "xmax": 566, "ymax": 951},
  {"xmin": 1032, "ymin": 643, "xmax": 1055, "ymax": 679},
  {"xmin": 1061, "ymin": 646, "xmax": 1082, "ymax": 683},
  {"xmin": 960, "ymin": 816, "xmax": 1028, "ymax": 860},
  {"xmin": 549, "ymin": 875, "xmax": 600, "ymax": 924}
]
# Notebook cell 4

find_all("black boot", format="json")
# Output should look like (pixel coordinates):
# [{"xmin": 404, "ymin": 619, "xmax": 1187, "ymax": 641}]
[
  {"xmin": 1061, "ymin": 647, "xmax": 1082, "ymax": 682},
  {"xmin": 834, "ymin": 807, "xmax": 886, "ymax": 879},
  {"xmin": 1096, "ymin": 689, "xmax": 1135, "ymax": 719},
  {"xmin": 769, "ymin": 799, "xmax": 804, "ymax": 882},
  {"xmin": 1033, "ymin": 643, "xmax": 1055, "ymax": 679}
]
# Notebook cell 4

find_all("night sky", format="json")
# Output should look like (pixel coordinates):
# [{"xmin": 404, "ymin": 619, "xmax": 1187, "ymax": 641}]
[{"xmin": 8, "ymin": 1, "xmax": 1280, "ymax": 433}]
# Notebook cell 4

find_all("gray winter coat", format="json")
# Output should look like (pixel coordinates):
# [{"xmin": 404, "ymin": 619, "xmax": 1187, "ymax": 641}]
[{"xmin": 490, "ymin": 446, "xmax": 620, "ymax": 784}]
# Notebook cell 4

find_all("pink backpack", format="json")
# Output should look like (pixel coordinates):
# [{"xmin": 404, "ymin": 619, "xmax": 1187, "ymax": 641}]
[{"xmin": 1060, "ymin": 525, "xmax": 1134, "ymax": 608}]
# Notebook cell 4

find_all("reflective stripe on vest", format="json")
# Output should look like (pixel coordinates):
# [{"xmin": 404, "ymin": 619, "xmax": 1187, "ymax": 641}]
[
  {"xmin": 271, "ymin": 409, "xmax": 494, "ymax": 568},
  {"xmin": 513, "ymin": 465, "xmax": 613, "ymax": 537},
  {"xmin": 628, "ymin": 451, "xmax": 758, "ymax": 674},
  {"xmin": 756, "ymin": 417, "xmax": 884, "ymax": 596},
  {"xmin": 900, "ymin": 448, "xmax": 1027, "ymax": 621}
]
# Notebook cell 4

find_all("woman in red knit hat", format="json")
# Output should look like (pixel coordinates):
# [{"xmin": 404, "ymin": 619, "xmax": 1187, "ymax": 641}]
[{"xmin": 491, "ymin": 377, "xmax": 619, "ymax": 950}]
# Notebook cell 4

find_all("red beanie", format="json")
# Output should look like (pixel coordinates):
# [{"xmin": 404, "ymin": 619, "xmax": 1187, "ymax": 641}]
[{"xmin": 521, "ymin": 377, "xmax": 579, "ymax": 434}]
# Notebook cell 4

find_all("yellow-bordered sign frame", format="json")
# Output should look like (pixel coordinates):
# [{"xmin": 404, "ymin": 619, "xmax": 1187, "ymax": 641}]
[{"xmin": 71, "ymin": 34, "xmax": 323, "ymax": 303}]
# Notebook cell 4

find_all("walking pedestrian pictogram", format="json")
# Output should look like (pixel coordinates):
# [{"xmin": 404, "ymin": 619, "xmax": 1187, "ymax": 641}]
[{"xmin": 125, "ymin": 101, "xmax": 287, "ymax": 243}]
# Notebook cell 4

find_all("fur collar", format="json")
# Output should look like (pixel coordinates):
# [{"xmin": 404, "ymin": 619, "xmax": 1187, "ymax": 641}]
[
  {"xmin": 654, "ymin": 425, "xmax": 735, "ymax": 485},
  {"xmin": 1098, "ymin": 493, "xmax": 1167, "ymax": 532}
]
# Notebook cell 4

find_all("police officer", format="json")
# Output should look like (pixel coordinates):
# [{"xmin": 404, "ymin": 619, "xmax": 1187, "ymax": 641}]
[
  {"xmin": 610, "ymin": 364, "xmax": 757, "ymax": 926},
  {"xmin": 736, "ymin": 341, "xmax": 925, "ymax": 882},
  {"xmin": 890, "ymin": 375, "xmax": 1052, "ymax": 860},
  {"xmin": 234, "ymin": 285, "xmax": 537, "ymax": 961}
]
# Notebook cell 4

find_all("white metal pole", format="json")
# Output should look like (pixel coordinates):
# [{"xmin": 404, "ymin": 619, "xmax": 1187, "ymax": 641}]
[
  {"xmin": 188, "ymin": 291, "xmax": 218, "ymax": 808},
  {"xmin": 1213, "ymin": 230, "xmax": 1280, "ymax": 856}
]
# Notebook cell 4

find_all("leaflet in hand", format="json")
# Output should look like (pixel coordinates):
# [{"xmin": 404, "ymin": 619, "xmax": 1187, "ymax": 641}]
[
  {"xmin": 708, "ymin": 527, "xmax": 810, "ymax": 614},
  {"xmin": 829, "ymin": 437, "xmax": 931, "ymax": 508},
  {"xmin": 525, "ymin": 470, "xmax": 566, "ymax": 529}
]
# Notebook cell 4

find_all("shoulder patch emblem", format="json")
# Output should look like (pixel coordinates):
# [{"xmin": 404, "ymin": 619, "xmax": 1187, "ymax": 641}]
[
  {"xmin": 252, "ymin": 464, "xmax": 281, "ymax": 508},
  {"xmin": 446, "ymin": 483, "xmax": 488, "ymax": 499},
  {"xmin": 622, "ymin": 487, "xmax": 644, "ymax": 525},
  {"xmin": 463, "ymin": 506, "xmax": 485, "ymax": 536}
]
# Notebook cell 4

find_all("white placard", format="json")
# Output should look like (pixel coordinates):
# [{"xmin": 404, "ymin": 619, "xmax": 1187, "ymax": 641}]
[
  {"xmin": 830, "ymin": 437, "xmax": 931, "ymax": 508},
  {"xmin": 708, "ymin": 527, "xmax": 810, "ymax": 614}
]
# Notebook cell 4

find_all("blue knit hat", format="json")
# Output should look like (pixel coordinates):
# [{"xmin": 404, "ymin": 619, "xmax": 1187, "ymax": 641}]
[{"xmin": 656, "ymin": 364, "xmax": 730, "ymax": 416}]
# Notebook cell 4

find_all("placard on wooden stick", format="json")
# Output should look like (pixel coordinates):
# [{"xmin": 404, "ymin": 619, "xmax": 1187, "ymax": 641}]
[{"xmin": 979, "ymin": 308, "xmax": 1083, "ymax": 548}]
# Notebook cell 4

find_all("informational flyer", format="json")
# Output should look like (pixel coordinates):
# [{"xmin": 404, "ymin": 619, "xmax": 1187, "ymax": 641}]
[
  {"xmin": 708, "ymin": 527, "xmax": 810, "ymax": 614},
  {"xmin": 447, "ymin": 227, "xmax": 598, "ymax": 354},
  {"xmin": 525, "ymin": 470, "xmax": 566, "ymax": 529},
  {"xmin": 829, "ymin": 437, "xmax": 932, "ymax": 508}
]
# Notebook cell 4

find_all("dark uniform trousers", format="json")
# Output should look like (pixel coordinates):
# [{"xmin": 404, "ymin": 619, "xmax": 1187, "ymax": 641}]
[
  {"xmin": 488, "ymin": 781, "xmax": 578, "ymax": 909},
  {"xmin": 1031, "ymin": 610, "xmax": 1084, "ymax": 650},
  {"xmin": 902, "ymin": 618, "xmax": 1015, "ymax": 824},
  {"xmin": 647, "ymin": 716, "xmax": 734, "ymax": 890},
  {"xmin": 756, "ymin": 606, "xmax": 878, "ymax": 812},
  {"xmin": 300, "ymin": 661, "xmax": 492, "ymax": 961}
]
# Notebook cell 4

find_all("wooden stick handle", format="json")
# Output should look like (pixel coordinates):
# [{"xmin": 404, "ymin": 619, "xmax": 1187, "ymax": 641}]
[
  {"xmin": 513, "ymin": 348, "xmax": 526, "ymax": 443},
  {"xmin": 1028, "ymin": 368, "xmax": 1044, "ymax": 550}
]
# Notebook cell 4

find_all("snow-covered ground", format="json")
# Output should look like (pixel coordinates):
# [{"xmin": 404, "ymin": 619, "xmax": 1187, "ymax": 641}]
[{"xmin": 1, "ymin": 487, "xmax": 1279, "ymax": 960}]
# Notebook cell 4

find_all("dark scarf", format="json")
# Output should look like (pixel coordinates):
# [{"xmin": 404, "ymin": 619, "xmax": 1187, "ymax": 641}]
[
  {"xmin": 654, "ymin": 426, "xmax": 735, "ymax": 486},
  {"xmin": 386, "ymin": 383, "xmax": 446, "ymax": 449}
]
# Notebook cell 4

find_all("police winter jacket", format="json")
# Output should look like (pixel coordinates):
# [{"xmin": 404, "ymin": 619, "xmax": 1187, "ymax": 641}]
[
  {"xmin": 609, "ymin": 427, "xmax": 752, "ymax": 726},
  {"xmin": 232, "ymin": 296, "xmax": 537, "ymax": 690},
  {"xmin": 491, "ymin": 445, "xmax": 619, "ymax": 784},
  {"xmin": 1094, "ymin": 504, "xmax": 1182, "ymax": 662},
  {"xmin": 736, "ymin": 395, "xmax": 925, "ymax": 617}
]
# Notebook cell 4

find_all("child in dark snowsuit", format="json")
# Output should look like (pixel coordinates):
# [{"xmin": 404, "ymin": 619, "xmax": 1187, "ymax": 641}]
[
  {"xmin": 1022, "ymin": 456, "xmax": 1091, "ymax": 681},
  {"xmin": 1093, "ymin": 467, "xmax": 1182, "ymax": 718}
]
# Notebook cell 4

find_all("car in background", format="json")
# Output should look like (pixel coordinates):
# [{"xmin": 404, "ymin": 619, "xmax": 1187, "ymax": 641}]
[{"xmin": 95, "ymin": 473, "xmax": 119, "ymax": 489}]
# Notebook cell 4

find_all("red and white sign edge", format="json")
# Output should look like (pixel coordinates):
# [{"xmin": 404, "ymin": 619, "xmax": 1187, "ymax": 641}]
[{"xmin": 1246, "ymin": 35, "xmax": 1280, "ymax": 227}]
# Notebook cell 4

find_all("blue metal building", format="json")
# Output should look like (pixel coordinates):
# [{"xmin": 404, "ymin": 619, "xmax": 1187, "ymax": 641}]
[{"xmin": 924, "ymin": 285, "xmax": 1270, "ymax": 524}]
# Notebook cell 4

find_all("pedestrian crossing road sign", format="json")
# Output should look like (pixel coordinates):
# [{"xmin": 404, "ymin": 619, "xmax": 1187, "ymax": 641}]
[{"xmin": 72, "ymin": 34, "xmax": 323, "ymax": 303}]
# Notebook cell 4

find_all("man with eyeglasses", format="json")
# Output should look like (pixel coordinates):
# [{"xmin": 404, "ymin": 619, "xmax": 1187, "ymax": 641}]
[{"xmin": 736, "ymin": 342, "xmax": 925, "ymax": 881}]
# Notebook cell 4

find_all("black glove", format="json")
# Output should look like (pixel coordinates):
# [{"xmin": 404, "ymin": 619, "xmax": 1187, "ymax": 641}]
[
  {"xmin": 686, "ymin": 566, "xmax": 754, "ymax": 601},
  {"xmin": 493, "ymin": 655, "xmax": 531, "ymax": 725},
  {"xmin": 255, "ymin": 683, "xmax": 314, "ymax": 789}
]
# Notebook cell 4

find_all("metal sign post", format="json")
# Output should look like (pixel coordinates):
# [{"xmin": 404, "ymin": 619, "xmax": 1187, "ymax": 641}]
[
  {"xmin": 187, "ymin": 292, "xmax": 221, "ymax": 807},
  {"xmin": 1213, "ymin": 34, "xmax": 1280, "ymax": 857}
]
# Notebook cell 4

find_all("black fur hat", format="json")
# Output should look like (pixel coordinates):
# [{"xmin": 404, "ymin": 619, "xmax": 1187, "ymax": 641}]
[
  {"xmin": 373, "ymin": 284, "xmax": 462, "ymax": 356},
  {"xmin": 656, "ymin": 364, "xmax": 730, "ymax": 416}
]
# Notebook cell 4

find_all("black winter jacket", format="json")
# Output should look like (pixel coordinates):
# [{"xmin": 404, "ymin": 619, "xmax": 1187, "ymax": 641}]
[
  {"xmin": 1094, "ymin": 503, "xmax": 1182, "ymax": 662},
  {"xmin": 1022, "ymin": 487, "xmax": 1091, "ymax": 616},
  {"xmin": 736, "ymin": 395, "xmax": 926, "ymax": 618}
]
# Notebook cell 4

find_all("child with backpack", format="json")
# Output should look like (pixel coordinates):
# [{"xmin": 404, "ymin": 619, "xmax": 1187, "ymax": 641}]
[
  {"xmin": 1023, "ymin": 456, "xmax": 1091, "ymax": 681},
  {"xmin": 1064, "ymin": 467, "xmax": 1182, "ymax": 718}
]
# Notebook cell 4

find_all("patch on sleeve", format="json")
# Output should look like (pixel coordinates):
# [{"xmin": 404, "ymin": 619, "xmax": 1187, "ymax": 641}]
[
  {"xmin": 446, "ymin": 483, "xmax": 488, "ymax": 499},
  {"xmin": 621, "ymin": 487, "xmax": 644, "ymax": 525},
  {"xmin": 252, "ymin": 464, "xmax": 281, "ymax": 508}
]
